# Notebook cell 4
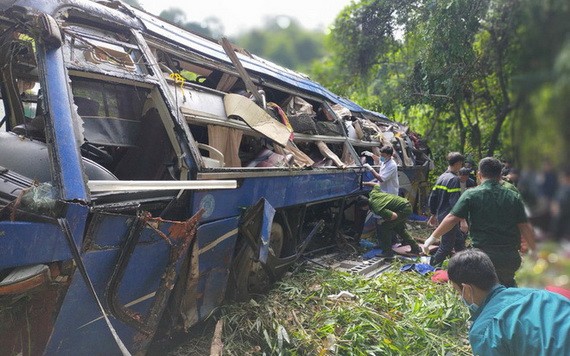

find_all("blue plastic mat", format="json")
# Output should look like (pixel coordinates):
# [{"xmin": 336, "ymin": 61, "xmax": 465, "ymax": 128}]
[{"xmin": 400, "ymin": 263, "xmax": 436, "ymax": 275}]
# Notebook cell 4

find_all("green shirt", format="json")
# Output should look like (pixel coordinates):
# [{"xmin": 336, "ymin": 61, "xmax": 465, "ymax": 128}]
[
  {"xmin": 368, "ymin": 186, "xmax": 411, "ymax": 220},
  {"xmin": 500, "ymin": 180, "xmax": 519, "ymax": 194},
  {"xmin": 450, "ymin": 180, "xmax": 527, "ymax": 248}
]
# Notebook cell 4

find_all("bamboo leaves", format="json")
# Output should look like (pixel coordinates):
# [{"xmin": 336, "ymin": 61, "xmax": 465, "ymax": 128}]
[{"xmin": 217, "ymin": 264, "xmax": 471, "ymax": 355}]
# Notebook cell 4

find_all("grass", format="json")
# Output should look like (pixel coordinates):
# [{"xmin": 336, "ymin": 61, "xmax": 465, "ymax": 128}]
[
  {"xmin": 167, "ymin": 224, "xmax": 569, "ymax": 355},
  {"xmin": 210, "ymin": 262, "xmax": 471, "ymax": 355}
]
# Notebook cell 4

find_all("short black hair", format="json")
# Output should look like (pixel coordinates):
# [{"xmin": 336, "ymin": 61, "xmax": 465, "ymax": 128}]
[
  {"xmin": 447, "ymin": 152, "xmax": 465, "ymax": 166},
  {"xmin": 379, "ymin": 145, "xmax": 393, "ymax": 155},
  {"xmin": 458, "ymin": 167, "xmax": 471, "ymax": 176},
  {"xmin": 478, "ymin": 157, "xmax": 502, "ymax": 179},
  {"xmin": 355, "ymin": 195, "xmax": 369, "ymax": 209},
  {"xmin": 448, "ymin": 249, "xmax": 499, "ymax": 291}
]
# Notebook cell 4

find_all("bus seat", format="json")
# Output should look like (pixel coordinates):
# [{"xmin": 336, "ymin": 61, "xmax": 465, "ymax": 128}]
[
  {"xmin": 113, "ymin": 108, "xmax": 174, "ymax": 180},
  {"xmin": 197, "ymin": 143, "xmax": 225, "ymax": 168}
]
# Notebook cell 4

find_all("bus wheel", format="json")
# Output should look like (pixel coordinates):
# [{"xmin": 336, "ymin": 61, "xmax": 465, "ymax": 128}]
[{"xmin": 227, "ymin": 222, "xmax": 284, "ymax": 301}]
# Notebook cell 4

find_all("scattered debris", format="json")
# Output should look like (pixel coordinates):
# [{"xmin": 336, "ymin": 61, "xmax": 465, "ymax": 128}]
[
  {"xmin": 327, "ymin": 290, "xmax": 356, "ymax": 300},
  {"xmin": 209, "ymin": 320, "xmax": 223, "ymax": 356}
]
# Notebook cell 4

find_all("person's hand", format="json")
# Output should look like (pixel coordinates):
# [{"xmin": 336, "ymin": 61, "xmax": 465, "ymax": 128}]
[
  {"xmin": 427, "ymin": 215, "xmax": 438, "ymax": 227},
  {"xmin": 460, "ymin": 219, "xmax": 469, "ymax": 233},
  {"xmin": 422, "ymin": 234, "xmax": 436, "ymax": 255},
  {"xmin": 361, "ymin": 150, "xmax": 374, "ymax": 157},
  {"xmin": 362, "ymin": 163, "xmax": 374, "ymax": 172}
]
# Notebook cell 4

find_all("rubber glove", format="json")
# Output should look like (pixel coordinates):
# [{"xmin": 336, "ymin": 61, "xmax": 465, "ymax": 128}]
[
  {"xmin": 362, "ymin": 163, "xmax": 374, "ymax": 172},
  {"xmin": 422, "ymin": 234, "xmax": 436, "ymax": 255}
]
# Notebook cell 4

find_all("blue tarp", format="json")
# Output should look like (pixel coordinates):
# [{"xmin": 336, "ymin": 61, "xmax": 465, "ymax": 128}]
[{"xmin": 400, "ymin": 263, "xmax": 436, "ymax": 275}]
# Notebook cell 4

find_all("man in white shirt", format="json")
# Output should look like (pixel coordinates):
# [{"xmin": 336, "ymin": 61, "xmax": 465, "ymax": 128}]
[
  {"xmin": 363, "ymin": 145, "xmax": 399, "ymax": 195},
  {"xmin": 361, "ymin": 145, "xmax": 415, "ymax": 255}
]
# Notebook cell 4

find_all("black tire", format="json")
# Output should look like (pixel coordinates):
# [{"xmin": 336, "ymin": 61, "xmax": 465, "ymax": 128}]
[{"xmin": 226, "ymin": 222, "xmax": 284, "ymax": 301}]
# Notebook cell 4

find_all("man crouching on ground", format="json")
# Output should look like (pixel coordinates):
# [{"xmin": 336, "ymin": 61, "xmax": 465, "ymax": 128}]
[{"xmin": 356, "ymin": 189, "xmax": 421, "ymax": 257}]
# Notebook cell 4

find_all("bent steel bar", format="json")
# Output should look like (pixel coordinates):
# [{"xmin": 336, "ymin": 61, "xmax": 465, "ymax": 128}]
[{"xmin": 87, "ymin": 180, "xmax": 238, "ymax": 192}]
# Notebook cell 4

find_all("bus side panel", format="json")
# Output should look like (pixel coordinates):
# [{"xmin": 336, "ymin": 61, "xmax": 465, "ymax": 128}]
[
  {"xmin": 176, "ymin": 216, "xmax": 239, "ymax": 329},
  {"xmin": 0, "ymin": 221, "xmax": 70, "ymax": 269},
  {"xmin": 194, "ymin": 172, "xmax": 362, "ymax": 222},
  {"xmin": 45, "ymin": 213, "xmax": 182, "ymax": 355}
]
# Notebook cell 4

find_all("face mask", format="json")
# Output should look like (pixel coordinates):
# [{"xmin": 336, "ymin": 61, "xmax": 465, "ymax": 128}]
[
  {"xmin": 380, "ymin": 156, "xmax": 387, "ymax": 163},
  {"xmin": 461, "ymin": 286, "xmax": 479, "ymax": 313}
]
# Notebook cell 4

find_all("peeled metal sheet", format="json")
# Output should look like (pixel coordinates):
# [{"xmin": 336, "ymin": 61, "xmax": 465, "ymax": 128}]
[{"xmin": 223, "ymin": 93, "xmax": 291, "ymax": 147}]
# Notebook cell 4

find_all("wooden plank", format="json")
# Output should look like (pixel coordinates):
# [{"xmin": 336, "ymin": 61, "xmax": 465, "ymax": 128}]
[{"xmin": 219, "ymin": 37, "xmax": 264, "ymax": 105}]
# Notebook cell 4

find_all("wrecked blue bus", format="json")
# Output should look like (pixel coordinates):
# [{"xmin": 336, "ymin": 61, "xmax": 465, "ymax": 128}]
[{"xmin": 0, "ymin": 0, "xmax": 431, "ymax": 354}]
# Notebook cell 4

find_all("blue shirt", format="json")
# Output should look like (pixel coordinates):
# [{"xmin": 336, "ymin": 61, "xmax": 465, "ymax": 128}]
[
  {"xmin": 469, "ymin": 285, "xmax": 570, "ymax": 356},
  {"xmin": 429, "ymin": 170, "xmax": 461, "ymax": 221}
]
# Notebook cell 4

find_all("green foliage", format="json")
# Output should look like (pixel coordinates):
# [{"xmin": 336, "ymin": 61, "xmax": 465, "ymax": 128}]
[
  {"xmin": 313, "ymin": 0, "xmax": 570, "ymax": 167},
  {"xmin": 234, "ymin": 17, "xmax": 326, "ymax": 72},
  {"xmin": 158, "ymin": 8, "xmax": 220, "ymax": 38},
  {"xmin": 219, "ymin": 265, "xmax": 470, "ymax": 355},
  {"xmin": 155, "ymin": 8, "xmax": 327, "ymax": 72}
]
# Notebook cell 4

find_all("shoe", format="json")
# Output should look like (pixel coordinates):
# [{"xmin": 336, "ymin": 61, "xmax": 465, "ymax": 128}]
[{"xmin": 375, "ymin": 250, "xmax": 395, "ymax": 258}]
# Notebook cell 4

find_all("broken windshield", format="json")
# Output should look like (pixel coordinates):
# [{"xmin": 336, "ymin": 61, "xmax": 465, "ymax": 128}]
[{"xmin": 0, "ymin": 25, "xmax": 54, "ymax": 183}]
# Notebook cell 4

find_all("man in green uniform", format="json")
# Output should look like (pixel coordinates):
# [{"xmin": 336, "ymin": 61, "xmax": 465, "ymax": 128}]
[
  {"xmin": 422, "ymin": 157, "xmax": 535, "ymax": 286},
  {"xmin": 448, "ymin": 249, "xmax": 570, "ymax": 355},
  {"xmin": 357, "ymin": 188, "xmax": 421, "ymax": 257}
]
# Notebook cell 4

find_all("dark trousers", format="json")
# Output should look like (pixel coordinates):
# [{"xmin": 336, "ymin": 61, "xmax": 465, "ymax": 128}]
[
  {"xmin": 479, "ymin": 247, "xmax": 521, "ymax": 287},
  {"xmin": 430, "ymin": 224, "xmax": 465, "ymax": 267},
  {"xmin": 377, "ymin": 206, "xmax": 419, "ymax": 252}
]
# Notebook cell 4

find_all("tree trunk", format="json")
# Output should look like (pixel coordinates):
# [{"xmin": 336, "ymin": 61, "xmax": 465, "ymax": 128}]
[
  {"xmin": 486, "ymin": 107, "xmax": 510, "ymax": 157},
  {"xmin": 454, "ymin": 103, "xmax": 466, "ymax": 153}
]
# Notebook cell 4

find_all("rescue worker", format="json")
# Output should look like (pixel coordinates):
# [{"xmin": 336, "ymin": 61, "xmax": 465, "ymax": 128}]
[
  {"xmin": 464, "ymin": 159, "xmax": 477, "ymax": 182},
  {"xmin": 423, "ymin": 157, "xmax": 536, "ymax": 287},
  {"xmin": 458, "ymin": 167, "xmax": 476, "ymax": 193},
  {"xmin": 448, "ymin": 249, "xmax": 570, "ymax": 356},
  {"xmin": 362, "ymin": 145, "xmax": 399, "ymax": 195},
  {"xmin": 426, "ymin": 152, "xmax": 465, "ymax": 266},
  {"xmin": 356, "ymin": 189, "xmax": 421, "ymax": 257}
]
